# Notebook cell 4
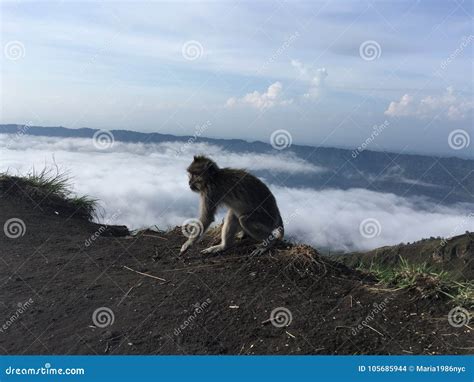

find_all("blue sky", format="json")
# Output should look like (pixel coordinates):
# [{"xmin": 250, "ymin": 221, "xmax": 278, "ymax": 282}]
[{"xmin": 1, "ymin": 0, "xmax": 473, "ymax": 157}]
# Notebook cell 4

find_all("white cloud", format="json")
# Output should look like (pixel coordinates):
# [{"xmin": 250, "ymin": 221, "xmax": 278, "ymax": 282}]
[
  {"xmin": 365, "ymin": 165, "xmax": 442, "ymax": 189},
  {"xmin": 385, "ymin": 87, "xmax": 473, "ymax": 120},
  {"xmin": 276, "ymin": 186, "xmax": 473, "ymax": 252},
  {"xmin": 291, "ymin": 59, "xmax": 328, "ymax": 99},
  {"xmin": 225, "ymin": 82, "xmax": 293, "ymax": 110},
  {"xmin": 384, "ymin": 94, "xmax": 414, "ymax": 117},
  {"xmin": 1, "ymin": 134, "xmax": 473, "ymax": 252},
  {"xmin": 290, "ymin": 59, "xmax": 308, "ymax": 76}
]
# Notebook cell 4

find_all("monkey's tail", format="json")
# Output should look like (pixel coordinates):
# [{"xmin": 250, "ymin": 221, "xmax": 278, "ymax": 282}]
[{"xmin": 273, "ymin": 215, "xmax": 284, "ymax": 241}]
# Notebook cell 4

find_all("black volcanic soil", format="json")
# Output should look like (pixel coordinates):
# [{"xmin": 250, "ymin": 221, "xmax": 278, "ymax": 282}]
[{"xmin": 0, "ymin": 195, "xmax": 472, "ymax": 355}]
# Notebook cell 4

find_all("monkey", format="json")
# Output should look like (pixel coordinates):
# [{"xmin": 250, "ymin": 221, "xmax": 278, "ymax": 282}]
[{"xmin": 180, "ymin": 155, "xmax": 284, "ymax": 255}]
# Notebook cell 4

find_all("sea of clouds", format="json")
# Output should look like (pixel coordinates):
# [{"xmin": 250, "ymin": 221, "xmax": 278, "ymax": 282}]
[{"xmin": 1, "ymin": 134, "xmax": 473, "ymax": 252}]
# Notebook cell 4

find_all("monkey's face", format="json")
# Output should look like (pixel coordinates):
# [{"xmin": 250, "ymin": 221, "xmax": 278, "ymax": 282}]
[
  {"xmin": 188, "ymin": 172, "xmax": 204, "ymax": 192},
  {"xmin": 187, "ymin": 156, "xmax": 219, "ymax": 193}
]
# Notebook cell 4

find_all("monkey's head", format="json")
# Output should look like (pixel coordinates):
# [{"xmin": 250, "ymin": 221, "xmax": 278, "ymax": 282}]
[{"xmin": 187, "ymin": 155, "xmax": 219, "ymax": 192}]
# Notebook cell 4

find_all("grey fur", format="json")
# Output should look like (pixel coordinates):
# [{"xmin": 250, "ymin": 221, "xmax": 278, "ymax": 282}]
[{"xmin": 180, "ymin": 155, "xmax": 284, "ymax": 255}]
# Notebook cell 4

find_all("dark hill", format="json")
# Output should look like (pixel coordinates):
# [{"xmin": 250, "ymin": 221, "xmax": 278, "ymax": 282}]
[
  {"xmin": 0, "ymin": 175, "xmax": 471, "ymax": 355},
  {"xmin": 336, "ymin": 233, "xmax": 474, "ymax": 280}
]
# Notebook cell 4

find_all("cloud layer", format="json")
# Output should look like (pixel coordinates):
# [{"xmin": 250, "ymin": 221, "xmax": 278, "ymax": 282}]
[
  {"xmin": 1, "ymin": 135, "xmax": 473, "ymax": 252},
  {"xmin": 385, "ymin": 87, "xmax": 473, "ymax": 120}
]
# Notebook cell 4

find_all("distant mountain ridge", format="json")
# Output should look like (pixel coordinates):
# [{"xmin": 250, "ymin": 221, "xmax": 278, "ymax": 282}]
[
  {"xmin": 1, "ymin": 124, "xmax": 473, "ymax": 205},
  {"xmin": 335, "ymin": 232, "xmax": 474, "ymax": 280}
]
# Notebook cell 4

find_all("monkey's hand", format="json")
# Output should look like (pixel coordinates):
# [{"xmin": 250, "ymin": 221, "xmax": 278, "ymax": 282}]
[
  {"xmin": 201, "ymin": 244, "xmax": 225, "ymax": 254},
  {"xmin": 180, "ymin": 239, "xmax": 195, "ymax": 254}
]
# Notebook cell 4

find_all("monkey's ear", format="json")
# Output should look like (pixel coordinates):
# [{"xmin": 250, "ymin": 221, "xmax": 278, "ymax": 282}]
[{"xmin": 206, "ymin": 161, "xmax": 218, "ymax": 176}]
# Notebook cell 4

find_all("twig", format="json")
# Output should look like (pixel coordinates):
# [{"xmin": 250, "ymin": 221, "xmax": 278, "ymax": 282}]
[
  {"xmin": 117, "ymin": 286, "xmax": 135, "ymax": 306},
  {"xmin": 162, "ymin": 264, "xmax": 223, "ymax": 272},
  {"xmin": 123, "ymin": 266, "xmax": 167, "ymax": 282},
  {"xmin": 117, "ymin": 282, "xmax": 142, "ymax": 306},
  {"xmin": 335, "ymin": 325, "xmax": 353, "ymax": 330},
  {"xmin": 364, "ymin": 324, "xmax": 384, "ymax": 337},
  {"xmin": 142, "ymin": 234, "xmax": 168, "ymax": 240}
]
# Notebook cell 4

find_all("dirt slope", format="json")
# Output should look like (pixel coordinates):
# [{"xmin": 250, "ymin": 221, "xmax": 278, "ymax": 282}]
[{"xmin": 0, "ymin": 193, "xmax": 472, "ymax": 355}]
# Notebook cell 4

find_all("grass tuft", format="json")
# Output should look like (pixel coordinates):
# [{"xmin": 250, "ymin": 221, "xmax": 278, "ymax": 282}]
[
  {"xmin": 0, "ymin": 167, "xmax": 97, "ymax": 221},
  {"xmin": 357, "ymin": 256, "xmax": 473, "ymax": 307}
]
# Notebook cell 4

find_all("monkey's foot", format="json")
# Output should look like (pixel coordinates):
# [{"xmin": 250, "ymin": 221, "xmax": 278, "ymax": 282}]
[
  {"xmin": 180, "ymin": 240, "xmax": 193, "ymax": 254},
  {"xmin": 235, "ymin": 231, "xmax": 247, "ymax": 240},
  {"xmin": 201, "ymin": 244, "xmax": 225, "ymax": 254},
  {"xmin": 250, "ymin": 245, "xmax": 271, "ymax": 257}
]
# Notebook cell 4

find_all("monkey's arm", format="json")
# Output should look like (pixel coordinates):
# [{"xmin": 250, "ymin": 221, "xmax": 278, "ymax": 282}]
[{"xmin": 180, "ymin": 195, "xmax": 217, "ymax": 254}]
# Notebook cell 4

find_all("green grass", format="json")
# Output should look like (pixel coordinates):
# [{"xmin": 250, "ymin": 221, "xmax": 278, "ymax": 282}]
[
  {"xmin": 69, "ymin": 195, "xmax": 98, "ymax": 219},
  {"xmin": 357, "ymin": 256, "xmax": 473, "ymax": 307},
  {"xmin": 0, "ymin": 167, "xmax": 97, "ymax": 220}
]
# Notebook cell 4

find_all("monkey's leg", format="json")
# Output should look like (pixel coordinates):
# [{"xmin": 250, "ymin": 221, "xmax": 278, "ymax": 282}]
[
  {"xmin": 239, "ymin": 214, "xmax": 273, "ymax": 240},
  {"xmin": 239, "ymin": 214, "xmax": 279, "ymax": 256},
  {"xmin": 201, "ymin": 210, "xmax": 239, "ymax": 254},
  {"xmin": 180, "ymin": 200, "xmax": 217, "ymax": 254}
]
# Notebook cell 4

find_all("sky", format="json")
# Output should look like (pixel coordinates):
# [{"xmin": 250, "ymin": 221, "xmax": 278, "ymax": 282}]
[
  {"xmin": 1, "ymin": 0, "xmax": 473, "ymax": 157},
  {"xmin": 2, "ymin": 134, "xmax": 473, "ymax": 252}
]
